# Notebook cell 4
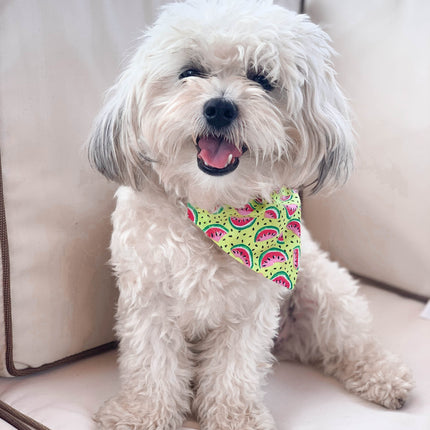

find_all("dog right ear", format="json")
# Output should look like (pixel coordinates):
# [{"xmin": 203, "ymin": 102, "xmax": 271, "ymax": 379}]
[{"xmin": 87, "ymin": 75, "xmax": 146, "ymax": 189}]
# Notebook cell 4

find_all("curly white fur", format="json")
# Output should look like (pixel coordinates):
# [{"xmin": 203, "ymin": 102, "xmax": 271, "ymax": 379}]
[{"xmin": 88, "ymin": 1, "xmax": 413, "ymax": 429}]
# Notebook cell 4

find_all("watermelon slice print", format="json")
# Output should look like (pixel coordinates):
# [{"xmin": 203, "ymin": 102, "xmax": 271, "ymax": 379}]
[
  {"xmin": 203, "ymin": 224, "xmax": 229, "ymax": 242},
  {"xmin": 185, "ymin": 187, "xmax": 300, "ymax": 291},
  {"xmin": 280, "ymin": 194, "xmax": 292, "ymax": 202},
  {"xmin": 235, "ymin": 203, "xmax": 255, "ymax": 216},
  {"xmin": 264, "ymin": 206, "xmax": 280, "ymax": 219},
  {"xmin": 254, "ymin": 226, "xmax": 280, "ymax": 242},
  {"xmin": 271, "ymin": 271, "xmax": 293, "ymax": 289},
  {"xmin": 231, "ymin": 244, "xmax": 254, "ymax": 269},
  {"xmin": 187, "ymin": 204, "xmax": 198, "ymax": 224},
  {"xmin": 284, "ymin": 204, "xmax": 298, "ymax": 218},
  {"xmin": 229, "ymin": 216, "xmax": 256, "ymax": 230},
  {"xmin": 293, "ymin": 246, "xmax": 300, "ymax": 270},
  {"xmin": 286, "ymin": 220, "xmax": 301, "ymax": 237},
  {"xmin": 259, "ymin": 248, "xmax": 288, "ymax": 268}
]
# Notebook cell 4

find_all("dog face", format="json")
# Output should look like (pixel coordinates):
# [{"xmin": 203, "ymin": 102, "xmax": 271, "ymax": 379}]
[{"xmin": 88, "ymin": 0, "xmax": 354, "ymax": 210}]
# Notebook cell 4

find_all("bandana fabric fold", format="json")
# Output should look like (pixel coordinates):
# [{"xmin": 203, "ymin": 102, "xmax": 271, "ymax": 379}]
[{"xmin": 187, "ymin": 187, "xmax": 301, "ymax": 289}]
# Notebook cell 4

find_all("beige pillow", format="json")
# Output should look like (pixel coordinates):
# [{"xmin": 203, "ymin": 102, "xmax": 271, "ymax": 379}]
[
  {"xmin": 0, "ymin": 0, "xmax": 156, "ymax": 376},
  {"xmin": 304, "ymin": 0, "xmax": 430, "ymax": 299}
]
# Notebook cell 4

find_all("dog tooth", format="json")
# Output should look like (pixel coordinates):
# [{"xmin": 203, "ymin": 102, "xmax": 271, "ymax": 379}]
[{"xmin": 227, "ymin": 154, "xmax": 233, "ymax": 164}]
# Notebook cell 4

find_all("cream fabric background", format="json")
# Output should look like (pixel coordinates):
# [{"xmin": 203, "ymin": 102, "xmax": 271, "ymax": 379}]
[
  {"xmin": 0, "ymin": 0, "xmax": 163, "ymax": 373},
  {"xmin": 304, "ymin": 0, "xmax": 430, "ymax": 297}
]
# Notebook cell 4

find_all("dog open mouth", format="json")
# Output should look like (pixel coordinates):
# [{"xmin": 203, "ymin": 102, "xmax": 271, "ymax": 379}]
[{"xmin": 196, "ymin": 136, "xmax": 247, "ymax": 176}]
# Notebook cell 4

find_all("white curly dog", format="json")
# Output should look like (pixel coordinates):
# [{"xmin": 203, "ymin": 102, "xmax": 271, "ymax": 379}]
[{"xmin": 88, "ymin": 1, "xmax": 413, "ymax": 429}]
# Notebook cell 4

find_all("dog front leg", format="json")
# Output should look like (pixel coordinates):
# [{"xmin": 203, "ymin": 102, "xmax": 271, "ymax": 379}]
[
  {"xmin": 194, "ymin": 297, "xmax": 279, "ymax": 430},
  {"xmin": 95, "ymin": 288, "xmax": 193, "ymax": 430}
]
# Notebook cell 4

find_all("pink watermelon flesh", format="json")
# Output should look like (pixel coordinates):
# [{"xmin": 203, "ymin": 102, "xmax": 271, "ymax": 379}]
[
  {"xmin": 236, "ymin": 204, "xmax": 254, "ymax": 215},
  {"xmin": 277, "ymin": 232, "xmax": 284, "ymax": 243},
  {"xmin": 280, "ymin": 194, "xmax": 292, "ymax": 201},
  {"xmin": 272, "ymin": 273, "xmax": 292, "ymax": 289},
  {"xmin": 286, "ymin": 220, "xmax": 301, "ymax": 237},
  {"xmin": 285, "ymin": 204, "xmax": 298, "ymax": 217},
  {"xmin": 229, "ymin": 216, "xmax": 255, "ymax": 229},
  {"xmin": 232, "ymin": 246, "xmax": 253, "ymax": 268},
  {"xmin": 260, "ymin": 249, "xmax": 287, "ymax": 268},
  {"xmin": 255, "ymin": 227, "xmax": 279, "ymax": 242},
  {"xmin": 264, "ymin": 208, "xmax": 279, "ymax": 219},
  {"xmin": 187, "ymin": 206, "xmax": 197, "ymax": 223},
  {"xmin": 204, "ymin": 226, "xmax": 228, "ymax": 242},
  {"xmin": 293, "ymin": 247, "xmax": 300, "ymax": 269}
]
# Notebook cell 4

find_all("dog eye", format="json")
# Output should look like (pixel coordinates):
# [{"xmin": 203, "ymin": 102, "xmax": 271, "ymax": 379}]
[
  {"xmin": 249, "ymin": 74, "xmax": 274, "ymax": 91},
  {"xmin": 179, "ymin": 69, "xmax": 205, "ymax": 79}
]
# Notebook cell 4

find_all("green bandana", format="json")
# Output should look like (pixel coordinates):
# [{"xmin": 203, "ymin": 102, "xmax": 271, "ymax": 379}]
[{"xmin": 187, "ymin": 187, "xmax": 301, "ymax": 289}]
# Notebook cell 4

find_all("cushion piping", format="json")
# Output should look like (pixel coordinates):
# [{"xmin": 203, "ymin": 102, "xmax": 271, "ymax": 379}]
[
  {"xmin": 0, "ymin": 400, "xmax": 205, "ymax": 430},
  {"xmin": 0, "ymin": 152, "xmax": 117, "ymax": 376},
  {"xmin": 0, "ymin": 150, "xmax": 14, "ymax": 376},
  {"xmin": 352, "ymin": 273, "xmax": 429, "ymax": 304},
  {"xmin": 0, "ymin": 400, "xmax": 50, "ymax": 430}
]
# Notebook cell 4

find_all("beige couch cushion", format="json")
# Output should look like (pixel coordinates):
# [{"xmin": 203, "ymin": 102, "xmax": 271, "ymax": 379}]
[
  {"xmin": 0, "ymin": 0, "xmax": 159, "ymax": 376},
  {"xmin": 304, "ymin": 0, "xmax": 430, "ymax": 298},
  {"xmin": 0, "ymin": 283, "xmax": 429, "ymax": 429}
]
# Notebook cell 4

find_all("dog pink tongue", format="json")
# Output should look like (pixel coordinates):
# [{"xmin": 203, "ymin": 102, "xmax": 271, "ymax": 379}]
[{"xmin": 198, "ymin": 136, "xmax": 242, "ymax": 169}]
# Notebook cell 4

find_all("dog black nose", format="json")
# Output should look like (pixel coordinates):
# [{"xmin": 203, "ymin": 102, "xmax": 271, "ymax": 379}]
[{"xmin": 203, "ymin": 98, "xmax": 238, "ymax": 129}]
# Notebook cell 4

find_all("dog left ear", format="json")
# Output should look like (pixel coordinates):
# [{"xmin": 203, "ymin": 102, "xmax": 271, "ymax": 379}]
[
  {"xmin": 87, "ymin": 71, "xmax": 148, "ymax": 189},
  {"xmin": 294, "ymin": 17, "xmax": 355, "ymax": 193}
]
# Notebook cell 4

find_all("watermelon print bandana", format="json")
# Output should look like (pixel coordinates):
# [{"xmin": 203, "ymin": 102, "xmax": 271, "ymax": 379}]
[{"xmin": 187, "ymin": 188, "xmax": 301, "ymax": 290}]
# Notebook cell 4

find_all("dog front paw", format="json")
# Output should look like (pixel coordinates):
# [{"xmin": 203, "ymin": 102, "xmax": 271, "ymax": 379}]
[
  {"xmin": 198, "ymin": 401, "xmax": 276, "ymax": 430},
  {"xmin": 95, "ymin": 395, "xmax": 185, "ymax": 430},
  {"xmin": 341, "ymin": 350, "xmax": 414, "ymax": 410}
]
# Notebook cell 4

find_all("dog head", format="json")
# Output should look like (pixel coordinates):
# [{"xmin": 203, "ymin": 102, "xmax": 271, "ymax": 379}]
[{"xmin": 88, "ymin": 0, "xmax": 354, "ymax": 210}]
